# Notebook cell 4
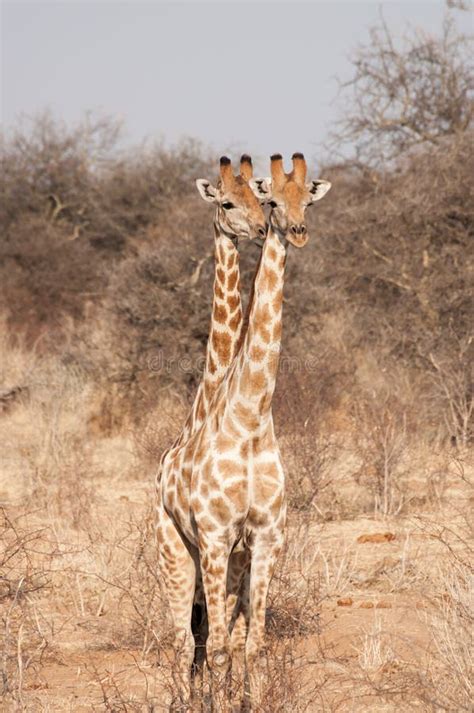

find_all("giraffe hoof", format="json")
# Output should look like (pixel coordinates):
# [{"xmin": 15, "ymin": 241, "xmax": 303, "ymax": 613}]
[
  {"xmin": 209, "ymin": 647, "xmax": 231, "ymax": 672},
  {"xmin": 214, "ymin": 652, "xmax": 227, "ymax": 667}
]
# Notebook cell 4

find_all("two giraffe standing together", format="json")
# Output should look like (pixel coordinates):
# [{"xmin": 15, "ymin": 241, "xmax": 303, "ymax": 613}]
[{"xmin": 155, "ymin": 153, "xmax": 331, "ymax": 709}]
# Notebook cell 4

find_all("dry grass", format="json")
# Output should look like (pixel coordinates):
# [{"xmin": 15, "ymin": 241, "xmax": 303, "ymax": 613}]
[
  {"xmin": 0, "ymin": 249, "xmax": 472, "ymax": 711},
  {"xmin": 0, "ymin": 61, "xmax": 472, "ymax": 706}
]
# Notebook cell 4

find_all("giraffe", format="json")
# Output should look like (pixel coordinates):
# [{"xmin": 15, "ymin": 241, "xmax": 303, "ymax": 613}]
[
  {"xmin": 176, "ymin": 154, "xmax": 266, "ymax": 449},
  {"xmin": 155, "ymin": 155, "xmax": 266, "ymax": 703},
  {"xmin": 155, "ymin": 153, "xmax": 331, "ymax": 708}
]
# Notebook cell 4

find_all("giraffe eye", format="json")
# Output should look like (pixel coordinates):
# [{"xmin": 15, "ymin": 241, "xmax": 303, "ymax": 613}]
[
  {"xmin": 269, "ymin": 201, "xmax": 278, "ymax": 209},
  {"xmin": 222, "ymin": 202, "xmax": 235, "ymax": 210}
]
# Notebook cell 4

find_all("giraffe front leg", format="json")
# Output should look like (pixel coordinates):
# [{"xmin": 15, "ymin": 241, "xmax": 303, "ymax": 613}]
[
  {"xmin": 245, "ymin": 533, "xmax": 284, "ymax": 708},
  {"xmin": 199, "ymin": 541, "xmax": 233, "ymax": 711},
  {"xmin": 226, "ymin": 550, "xmax": 250, "ymax": 708},
  {"xmin": 226, "ymin": 549, "xmax": 250, "ymax": 651},
  {"xmin": 156, "ymin": 504, "xmax": 196, "ymax": 710}
]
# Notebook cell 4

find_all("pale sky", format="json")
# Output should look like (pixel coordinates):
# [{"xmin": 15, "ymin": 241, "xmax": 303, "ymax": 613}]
[{"xmin": 1, "ymin": 0, "xmax": 466, "ymax": 164}]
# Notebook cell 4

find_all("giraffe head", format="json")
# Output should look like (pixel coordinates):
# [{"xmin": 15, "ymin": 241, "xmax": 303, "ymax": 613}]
[
  {"xmin": 196, "ymin": 156, "xmax": 267, "ymax": 242},
  {"xmin": 251, "ymin": 153, "xmax": 331, "ymax": 248}
]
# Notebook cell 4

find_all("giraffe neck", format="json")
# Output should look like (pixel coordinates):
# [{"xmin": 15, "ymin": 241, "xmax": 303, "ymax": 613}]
[
  {"xmin": 225, "ymin": 225, "xmax": 287, "ymax": 434},
  {"xmin": 179, "ymin": 220, "xmax": 243, "ymax": 441},
  {"xmin": 204, "ymin": 221, "xmax": 244, "ymax": 398}
]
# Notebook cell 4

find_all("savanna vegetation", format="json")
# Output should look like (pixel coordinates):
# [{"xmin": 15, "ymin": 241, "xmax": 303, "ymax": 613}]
[{"xmin": 1, "ymin": 7, "xmax": 472, "ymax": 711}]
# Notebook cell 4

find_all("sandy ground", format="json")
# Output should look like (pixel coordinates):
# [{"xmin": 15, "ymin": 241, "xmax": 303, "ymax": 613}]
[{"xmin": 1, "ymin": 426, "xmax": 472, "ymax": 711}]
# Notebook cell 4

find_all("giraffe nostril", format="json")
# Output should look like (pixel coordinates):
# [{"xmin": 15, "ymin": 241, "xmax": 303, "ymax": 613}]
[
  {"xmin": 257, "ymin": 226, "xmax": 266, "ymax": 238},
  {"xmin": 291, "ymin": 225, "xmax": 298, "ymax": 234},
  {"xmin": 301, "ymin": 224, "xmax": 307, "ymax": 234}
]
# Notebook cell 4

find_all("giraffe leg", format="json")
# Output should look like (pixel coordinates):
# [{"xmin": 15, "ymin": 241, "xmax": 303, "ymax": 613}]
[
  {"xmin": 245, "ymin": 534, "xmax": 283, "ymax": 707},
  {"xmin": 192, "ymin": 573, "xmax": 208, "ymax": 667},
  {"xmin": 156, "ymin": 503, "xmax": 196, "ymax": 710},
  {"xmin": 191, "ymin": 570, "xmax": 207, "ymax": 704},
  {"xmin": 226, "ymin": 550, "xmax": 250, "ymax": 651},
  {"xmin": 199, "ymin": 541, "xmax": 233, "ymax": 710},
  {"xmin": 226, "ymin": 551, "xmax": 250, "ymax": 708}
]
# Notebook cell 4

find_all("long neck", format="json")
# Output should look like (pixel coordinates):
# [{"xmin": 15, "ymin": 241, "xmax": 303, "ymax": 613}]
[
  {"xmin": 226, "ymin": 226, "xmax": 287, "ymax": 433},
  {"xmin": 179, "ymin": 220, "xmax": 243, "ymax": 441},
  {"xmin": 204, "ymin": 221, "xmax": 244, "ymax": 398}
]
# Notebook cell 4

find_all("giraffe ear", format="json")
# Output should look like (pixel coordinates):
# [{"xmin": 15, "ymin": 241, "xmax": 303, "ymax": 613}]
[
  {"xmin": 196, "ymin": 179, "xmax": 218, "ymax": 203},
  {"xmin": 307, "ymin": 179, "xmax": 332, "ymax": 202},
  {"xmin": 249, "ymin": 177, "xmax": 272, "ymax": 203}
]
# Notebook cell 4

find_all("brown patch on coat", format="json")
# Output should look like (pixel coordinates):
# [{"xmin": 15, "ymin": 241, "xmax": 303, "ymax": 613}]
[
  {"xmin": 250, "ymin": 345, "xmax": 265, "ymax": 362},
  {"xmin": 192, "ymin": 497, "xmax": 204, "ymax": 515},
  {"xmin": 240, "ymin": 442, "xmax": 249, "ymax": 460},
  {"xmin": 207, "ymin": 563, "xmax": 225, "ymax": 578},
  {"xmin": 234, "ymin": 400, "xmax": 261, "ymax": 431},
  {"xmin": 214, "ymin": 304, "xmax": 228, "ymax": 324},
  {"xmin": 229, "ymin": 311, "xmax": 241, "ymax": 333},
  {"xmin": 272, "ymin": 319, "xmax": 282, "ymax": 341},
  {"xmin": 227, "ymin": 294, "xmax": 240, "ymax": 312},
  {"xmin": 208, "ymin": 355, "xmax": 217, "ymax": 374},
  {"xmin": 205, "ymin": 471, "xmax": 221, "ymax": 492},
  {"xmin": 227, "ymin": 270, "xmax": 239, "ymax": 291},
  {"xmin": 215, "ymin": 284, "xmax": 224, "ymax": 300},
  {"xmin": 255, "ymin": 462, "xmax": 279, "ymax": 479},
  {"xmin": 218, "ymin": 459, "xmax": 244, "ymax": 478},
  {"xmin": 224, "ymin": 480, "xmax": 247, "ymax": 511},
  {"xmin": 267, "ymin": 245, "xmax": 277, "ymax": 262},
  {"xmin": 252, "ymin": 432, "xmax": 273, "ymax": 456},
  {"xmin": 241, "ymin": 366, "xmax": 267, "ymax": 397},
  {"xmin": 259, "ymin": 325, "xmax": 272, "ymax": 344},
  {"xmin": 268, "ymin": 345, "xmax": 280, "ymax": 374},
  {"xmin": 206, "ymin": 593, "xmax": 217, "ymax": 607},
  {"xmin": 182, "ymin": 463, "xmax": 192, "ymax": 486},
  {"xmin": 254, "ymin": 478, "xmax": 280, "ymax": 503},
  {"xmin": 247, "ymin": 508, "xmax": 269, "ymax": 527},
  {"xmin": 209, "ymin": 497, "xmax": 231, "ymax": 524},
  {"xmin": 215, "ymin": 433, "xmax": 234, "ymax": 453},
  {"xmin": 196, "ymin": 396, "xmax": 206, "ymax": 424},
  {"xmin": 258, "ymin": 392, "xmax": 272, "ymax": 415},
  {"xmin": 196, "ymin": 515, "xmax": 217, "ymax": 532},
  {"xmin": 202, "ymin": 458, "xmax": 212, "ymax": 480},
  {"xmin": 218, "ymin": 244, "xmax": 226, "ymax": 263},
  {"xmin": 223, "ymin": 415, "xmax": 241, "ymax": 440},
  {"xmin": 253, "ymin": 304, "xmax": 271, "ymax": 336},
  {"xmin": 211, "ymin": 330, "xmax": 232, "ymax": 365},
  {"xmin": 194, "ymin": 435, "xmax": 207, "ymax": 465},
  {"xmin": 215, "ymin": 396, "xmax": 226, "ymax": 420},
  {"xmin": 270, "ymin": 492, "xmax": 284, "ymax": 518},
  {"xmin": 262, "ymin": 266, "xmax": 278, "ymax": 292},
  {"xmin": 272, "ymin": 292, "xmax": 283, "ymax": 313},
  {"xmin": 216, "ymin": 267, "xmax": 225, "ymax": 284}
]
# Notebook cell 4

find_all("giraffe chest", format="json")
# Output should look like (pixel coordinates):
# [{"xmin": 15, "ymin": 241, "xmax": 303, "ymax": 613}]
[{"xmin": 160, "ymin": 427, "xmax": 286, "ymax": 549}]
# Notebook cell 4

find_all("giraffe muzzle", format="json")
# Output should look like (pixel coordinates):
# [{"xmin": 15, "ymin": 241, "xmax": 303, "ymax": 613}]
[
  {"xmin": 287, "ymin": 224, "xmax": 309, "ymax": 248},
  {"xmin": 250, "ymin": 223, "xmax": 268, "ymax": 244}
]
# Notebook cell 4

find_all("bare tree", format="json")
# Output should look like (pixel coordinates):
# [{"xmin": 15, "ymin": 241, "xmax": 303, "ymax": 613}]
[{"xmin": 331, "ymin": 13, "xmax": 473, "ymax": 166}]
